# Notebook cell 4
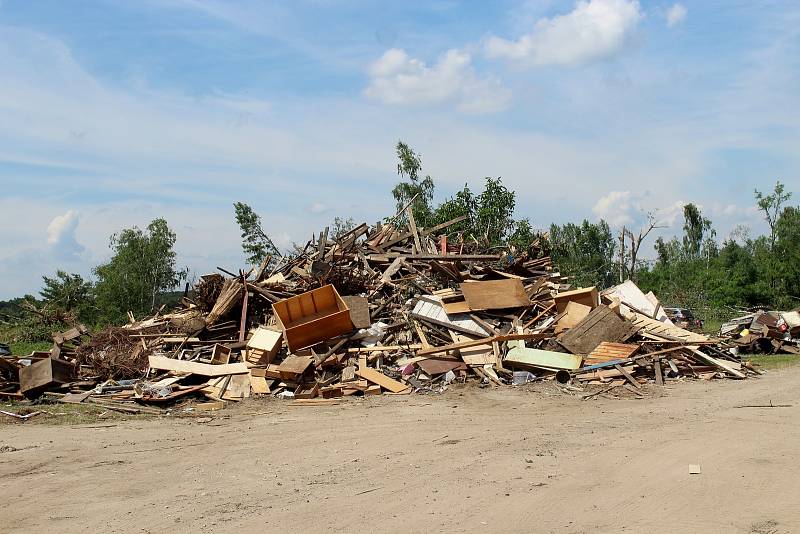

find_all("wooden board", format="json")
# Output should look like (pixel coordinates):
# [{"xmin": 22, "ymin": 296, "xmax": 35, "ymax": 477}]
[
  {"xmin": 559, "ymin": 305, "xmax": 639, "ymax": 356},
  {"xmin": 276, "ymin": 355, "xmax": 314, "ymax": 379},
  {"xmin": 249, "ymin": 375, "xmax": 270, "ymax": 394},
  {"xmin": 356, "ymin": 368, "xmax": 409, "ymax": 393},
  {"xmin": 148, "ymin": 355, "xmax": 248, "ymax": 377},
  {"xmin": 585, "ymin": 342, "xmax": 640, "ymax": 365},
  {"xmin": 460, "ymin": 279, "xmax": 531, "ymax": 311},
  {"xmin": 451, "ymin": 334, "xmax": 494, "ymax": 366},
  {"xmin": 411, "ymin": 296, "xmax": 490, "ymax": 337},
  {"xmin": 341, "ymin": 296, "xmax": 371, "ymax": 329},
  {"xmin": 505, "ymin": 344, "xmax": 583, "ymax": 370},
  {"xmin": 246, "ymin": 327, "xmax": 283, "ymax": 352},
  {"xmin": 553, "ymin": 286, "xmax": 598, "ymax": 313},
  {"xmin": 555, "ymin": 301, "xmax": 591, "ymax": 334},
  {"xmin": 687, "ymin": 347, "xmax": 745, "ymax": 378}
]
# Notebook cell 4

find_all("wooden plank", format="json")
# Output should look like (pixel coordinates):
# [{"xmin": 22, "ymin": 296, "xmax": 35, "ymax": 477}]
[
  {"xmin": 654, "ymin": 359, "xmax": 664, "ymax": 385},
  {"xmin": 356, "ymin": 368, "xmax": 408, "ymax": 393},
  {"xmin": 586, "ymin": 342, "xmax": 639, "ymax": 365},
  {"xmin": 380, "ymin": 257, "xmax": 405, "ymax": 283},
  {"xmin": 460, "ymin": 279, "xmax": 531, "ymax": 311},
  {"xmin": 559, "ymin": 305, "xmax": 639, "ymax": 356},
  {"xmin": 406, "ymin": 207, "xmax": 423, "ymax": 254},
  {"xmin": 276, "ymin": 355, "xmax": 314, "ymax": 378},
  {"xmin": 553, "ymin": 286, "xmax": 598, "ymax": 313},
  {"xmin": 416, "ymin": 332, "xmax": 548, "ymax": 356},
  {"xmin": 250, "ymin": 375, "xmax": 270, "ymax": 394},
  {"xmin": 688, "ymin": 348, "xmax": 746, "ymax": 378},
  {"xmin": 148, "ymin": 355, "xmax": 248, "ymax": 377},
  {"xmin": 614, "ymin": 364, "xmax": 641, "ymax": 388}
]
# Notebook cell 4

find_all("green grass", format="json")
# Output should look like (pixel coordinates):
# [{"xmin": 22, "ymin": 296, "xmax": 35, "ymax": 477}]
[
  {"xmin": 702, "ymin": 318, "xmax": 724, "ymax": 336},
  {"xmin": 0, "ymin": 400, "xmax": 153, "ymax": 425},
  {"xmin": 8, "ymin": 341, "xmax": 52, "ymax": 356},
  {"xmin": 744, "ymin": 353, "xmax": 800, "ymax": 370}
]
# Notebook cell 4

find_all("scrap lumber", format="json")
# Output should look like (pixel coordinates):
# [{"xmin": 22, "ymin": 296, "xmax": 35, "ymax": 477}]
[
  {"xmin": 356, "ymin": 368, "xmax": 409, "ymax": 393},
  {"xmin": 148, "ymin": 355, "xmax": 248, "ymax": 377},
  {"xmin": 460, "ymin": 279, "xmax": 531, "ymax": 311}
]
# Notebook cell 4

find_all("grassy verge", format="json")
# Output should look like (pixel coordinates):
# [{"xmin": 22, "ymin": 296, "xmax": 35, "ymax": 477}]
[
  {"xmin": 744, "ymin": 353, "xmax": 800, "ymax": 370},
  {"xmin": 0, "ymin": 400, "xmax": 154, "ymax": 426}
]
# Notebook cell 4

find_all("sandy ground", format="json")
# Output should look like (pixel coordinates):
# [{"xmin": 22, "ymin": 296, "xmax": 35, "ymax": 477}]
[{"xmin": 2, "ymin": 370, "xmax": 800, "ymax": 534}]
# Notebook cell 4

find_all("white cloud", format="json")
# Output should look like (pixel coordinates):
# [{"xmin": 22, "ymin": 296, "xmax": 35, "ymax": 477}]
[
  {"xmin": 46, "ymin": 210, "xmax": 79, "ymax": 245},
  {"xmin": 485, "ymin": 0, "xmax": 642, "ymax": 66},
  {"xmin": 593, "ymin": 190, "xmax": 634, "ymax": 226},
  {"xmin": 364, "ymin": 48, "xmax": 511, "ymax": 113},
  {"xmin": 666, "ymin": 4, "xmax": 687, "ymax": 27}
]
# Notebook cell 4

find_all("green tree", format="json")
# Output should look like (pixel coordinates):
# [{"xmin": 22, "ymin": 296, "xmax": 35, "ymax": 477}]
[
  {"xmin": 330, "ymin": 216, "xmax": 356, "ymax": 240},
  {"xmin": 94, "ymin": 218, "xmax": 187, "ymax": 324},
  {"xmin": 392, "ymin": 141, "xmax": 435, "ymax": 228},
  {"xmin": 40, "ymin": 271, "xmax": 95, "ymax": 323},
  {"xmin": 234, "ymin": 202, "xmax": 281, "ymax": 266},
  {"xmin": 681, "ymin": 203, "xmax": 713, "ymax": 259},
  {"xmin": 475, "ymin": 177, "xmax": 516, "ymax": 246},
  {"xmin": 549, "ymin": 220, "xmax": 617, "ymax": 288},
  {"xmin": 773, "ymin": 205, "xmax": 800, "ymax": 308},
  {"xmin": 755, "ymin": 181, "xmax": 791, "ymax": 250}
]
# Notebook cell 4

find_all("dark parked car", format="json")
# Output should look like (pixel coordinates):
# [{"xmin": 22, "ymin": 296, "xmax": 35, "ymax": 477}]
[{"xmin": 664, "ymin": 308, "xmax": 703, "ymax": 331}]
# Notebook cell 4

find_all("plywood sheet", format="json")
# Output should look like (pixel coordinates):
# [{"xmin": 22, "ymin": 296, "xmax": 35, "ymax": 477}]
[
  {"xmin": 555, "ymin": 301, "xmax": 591, "ymax": 333},
  {"xmin": 460, "ymin": 279, "xmax": 531, "ymax": 311},
  {"xmin": 553, "ymin": 287, "xmax": 598, "ymax": 313},
  {"xmin": 558, "ymin": 305, "xmax": 640, "ymax": 356}
]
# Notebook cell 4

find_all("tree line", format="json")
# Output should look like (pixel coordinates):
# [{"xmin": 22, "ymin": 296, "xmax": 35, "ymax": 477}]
[{"xmin": 2, "ymin": 141, "xmax": 796, "ymax": 342}]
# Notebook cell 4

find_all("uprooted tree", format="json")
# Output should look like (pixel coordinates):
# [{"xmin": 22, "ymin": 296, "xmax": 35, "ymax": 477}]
[{"xmin": 234, "ymin": 201, "xmax": 283, "ymax": 267}]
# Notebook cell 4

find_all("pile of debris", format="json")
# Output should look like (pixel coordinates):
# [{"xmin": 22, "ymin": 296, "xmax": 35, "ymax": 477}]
[
  {"xmin": 720, "ymin": 310, "xmax": 800, "ymax": 355},
  {"xmin": 1, "ymin": 213, "xmax": 758, "ymax": 413}
]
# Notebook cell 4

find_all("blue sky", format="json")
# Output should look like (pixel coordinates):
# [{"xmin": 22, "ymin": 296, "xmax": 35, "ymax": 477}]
[{"xmin": 1, "ymin": 0, "xmax": 798, "ymax": 299}]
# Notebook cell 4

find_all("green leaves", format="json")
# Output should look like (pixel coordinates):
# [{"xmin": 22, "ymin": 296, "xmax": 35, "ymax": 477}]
[
  {"xmin": 40, "ymin": 270, "xmax": 95, "ymax": 323},
  {"xmin": 93, "ymin": 218, "xmax": 186, "ymax": 324},
  {"xmin": 234, "ymin": 202, "xmax": 281, "ymax": 266},
  {"xmin": 549, "ymin": 219, "xmax": 616, "ymax": 288}
]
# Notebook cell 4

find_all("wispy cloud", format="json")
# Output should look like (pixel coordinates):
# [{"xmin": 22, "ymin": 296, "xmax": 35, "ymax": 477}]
[{"xmin": 666, "ymin": 4, "xmax": 687, "ymax": 28}]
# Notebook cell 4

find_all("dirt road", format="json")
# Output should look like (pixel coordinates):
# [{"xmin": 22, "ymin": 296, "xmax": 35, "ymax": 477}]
[{"xmin": 2, "ymin": 369, "xmax": 800, "ymax": 534}]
